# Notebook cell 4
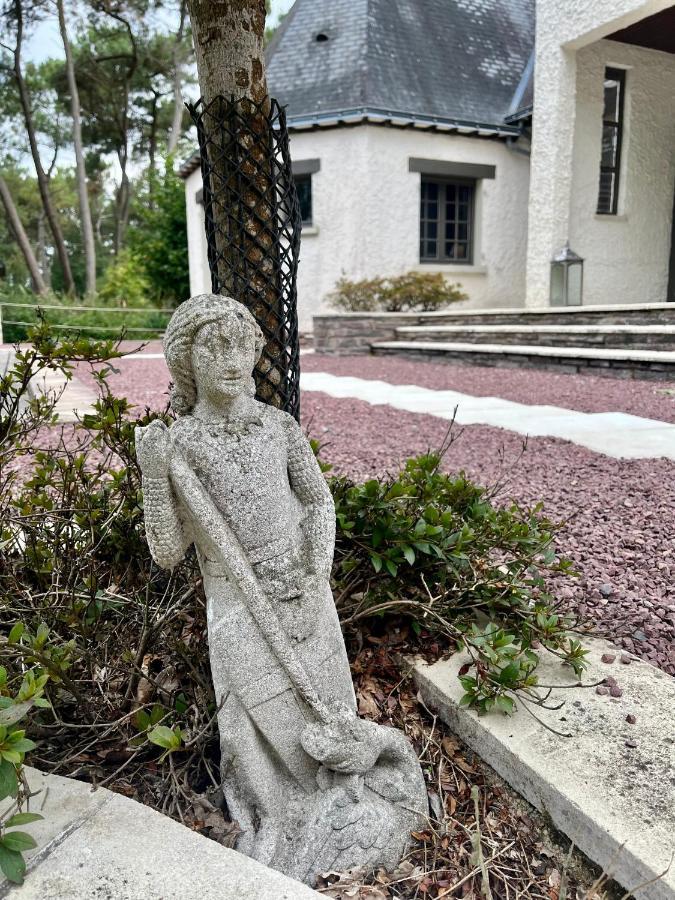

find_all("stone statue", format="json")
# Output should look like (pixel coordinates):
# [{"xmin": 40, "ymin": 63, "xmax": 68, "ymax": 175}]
[{"xmin": 135, "ymin": 294, "xmax": 427, "ymax": 885}]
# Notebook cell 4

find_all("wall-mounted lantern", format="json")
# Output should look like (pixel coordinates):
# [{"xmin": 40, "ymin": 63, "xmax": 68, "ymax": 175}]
[{"xmin": 550, "ymin": 243, "xmax": 583, "ymax": 307}]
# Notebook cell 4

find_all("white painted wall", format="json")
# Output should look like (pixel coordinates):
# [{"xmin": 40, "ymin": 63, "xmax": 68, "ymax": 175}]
[
  {"xmin": 184, "ymin": 124, "xmax": 531, "ymax": 331},
  {"xmin": 526, "ymin": 0, "xmax": 675, "ymax": 307},
  {"xmin": 185, "ymin": 168, "xmax": 211, "ymax": 297},
  {"xmin": 569, "ymin": 40, "xmax": 675, "ymax": 305}
]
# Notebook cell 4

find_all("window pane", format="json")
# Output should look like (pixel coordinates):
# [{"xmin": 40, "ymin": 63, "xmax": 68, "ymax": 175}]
[
  {"xmin": 421, "ymin": 177, "xmax": 474, "ymax": 263},
  {"xmin": 597, "ymin": 169, "xmax": 615, "ymax": 214},
  {"xmin": 603, "ymin": 80, "xmax": 620, "ymax": 122},
  {"xmin": 421, "ymin": 179, "xmax": 441, "ymax": 260},
  {"xmin": 597, "ymin": 68, "xmax": 624, "ymax": 214},
  {"xmin": 601, "ymin": 125, "xmax": 618, "ymax": 167},
  {"xmin": 295, "ymin": 175, "xmax": 312, "ymax": 225}
]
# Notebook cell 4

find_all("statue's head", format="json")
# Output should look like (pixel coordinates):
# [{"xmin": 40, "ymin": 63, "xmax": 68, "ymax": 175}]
[{"xmin": 163, "ymin": 294, "xmax": 265, "ymax": 416}]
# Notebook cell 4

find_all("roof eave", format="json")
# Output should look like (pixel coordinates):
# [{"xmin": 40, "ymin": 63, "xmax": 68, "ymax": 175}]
[{"xmin": 178, "ymin": 106, "xmax": 523, "ymax": 178}]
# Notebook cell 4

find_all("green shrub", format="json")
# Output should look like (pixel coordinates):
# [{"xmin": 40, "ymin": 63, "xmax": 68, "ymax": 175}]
[
  {"xmin": 328, "ymin": 451, "xmax": 587, "ymax": 713},
  {"xmin": 327, "ymin": 271, "xmax": 468, "ymax": 313}
]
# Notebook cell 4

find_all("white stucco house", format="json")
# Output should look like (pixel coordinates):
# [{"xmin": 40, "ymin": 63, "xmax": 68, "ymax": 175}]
[{"xmin": 181, "ymin": 0, "xmax": 675, "ymax": 333}]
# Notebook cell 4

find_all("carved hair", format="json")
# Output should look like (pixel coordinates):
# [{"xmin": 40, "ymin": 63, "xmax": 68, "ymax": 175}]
[{"xmin": 163, "ymin": 294, "xmax": 265, "ymax": 416}]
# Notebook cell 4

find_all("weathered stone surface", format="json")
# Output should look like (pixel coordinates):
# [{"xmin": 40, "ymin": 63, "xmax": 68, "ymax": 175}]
[
  {"xmin": 2, "ymin": 767, "xmax": 322, "ymax": 899},
  {"xmin": 413, "ymin": 638, "xmax": 675, "ymax": 900},
  {"xmin": 136, "ymin": 294, "xmax": 427, "ymax": 885}
]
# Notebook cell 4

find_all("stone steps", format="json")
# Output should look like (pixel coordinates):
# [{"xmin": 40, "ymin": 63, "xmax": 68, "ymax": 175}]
[
  {"xmin": 370, "ymin": 340, "xmax": 675, "ymax": 380},
  {"xmin": 395, "ymin": 324, "xmax": 675, "ymax": 351},
  {"xmin": 396, "ymin": 302, "xmax": 675, "ymax": 327}
]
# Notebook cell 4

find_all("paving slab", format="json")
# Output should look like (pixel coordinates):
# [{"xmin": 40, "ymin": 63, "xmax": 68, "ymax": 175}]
[
  {"xmin": 300, "ymin": 372, "xmax": 675, "ymax": 460},
  {"xmin": 1, "ymin": 767, "xmax": 321, "ymax": 899},
  {"xmin": 412, "ymin": 638, "xmax": 675, "ymax": 900}
]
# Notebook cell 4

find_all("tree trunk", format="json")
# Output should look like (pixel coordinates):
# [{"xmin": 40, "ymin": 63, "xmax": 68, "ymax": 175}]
[
  {"xmin": 167, "ymin": 0, "xmax": 187, "ymax": 154},
  {"xmin": 56, "ymin": 0, "xmax": 96, "ymax": 295},
  {"xmin": 0, "ymin": 174, "xmax": 47, "ymax": 295},
  {"xmin": 187, "ymin": 0, "xmax": 298, "ymax": 410},
  {"xmin": 187, "ymin": 0, "xmax": 268, "ymax": 106},
  {"xmin": 11, "ymin": 0, "xmax": 75, "ymax": 295}
]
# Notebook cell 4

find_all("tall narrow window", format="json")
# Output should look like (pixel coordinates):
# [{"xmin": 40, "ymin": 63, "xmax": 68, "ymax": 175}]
[
  {"xmin": 294, "ymin": 174, "xmax": 312, "ymax": 226},
  {"xmin": 420, "ymin": 178, "xmax": 474, "ymax": 263},
  {"xmin": 597, "ymin": 67, "xmax": 625, "ymax": 215}
]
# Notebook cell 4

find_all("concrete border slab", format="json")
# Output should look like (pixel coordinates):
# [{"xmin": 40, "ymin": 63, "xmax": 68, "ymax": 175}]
[
  {"xmin": 2, "ymin": 768, "xmax": 321, "ymax": 899},
  {"xmin": 413, "ymin": 638, "xmax": 675, "ymax": 900}
]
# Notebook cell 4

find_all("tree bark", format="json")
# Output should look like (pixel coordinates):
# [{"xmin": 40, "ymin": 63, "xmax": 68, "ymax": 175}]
[
  {"xmin": 11, "ymin": 0, "xmax": 75, "ymax": 294},
  {"xmin": 56, "ymin": 0, "xmax": 96, "ymax": 295},
  {"xmin": 167, "ymin": 0, "xmax": 187, "ymax": 154},
  {"xmin": 186, "ymin": 0, "xmax": 268, "ymax": 107},
  {"xmin": 0, "ymin": 174, "xmax": 47, "ymax": 295}
]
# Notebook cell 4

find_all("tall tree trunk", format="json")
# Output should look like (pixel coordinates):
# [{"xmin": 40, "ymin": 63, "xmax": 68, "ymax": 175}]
[
  {"xmin": 187, "ymin": 0, "xmax": 298, "ymax": 410},
  {"xmin": 36, "ymin": 210, "xmax": 50, "ymax": 281},
  {"xmin": 167, "ymin": 0, "xmax": 187, "ymax": 154},
  {"xmin": 0, "ymin": 174, "xmax": 47, "ymax": 295},
  {"xmin": 11, "ymin": 0, "xmax": 75, "ymax": 294},
  {"xmin": 56, "ymin": 0, "xmax": 96, "ymax": 295},
  {"xmin": 187, "ymin": 0, "xmax": 268, "ymax": 106}
]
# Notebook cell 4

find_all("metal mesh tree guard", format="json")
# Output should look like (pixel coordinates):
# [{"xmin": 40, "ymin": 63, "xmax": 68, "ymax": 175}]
[{"xmin": 187, "ymin": 95, "xmax": 302, "ymax": 420}]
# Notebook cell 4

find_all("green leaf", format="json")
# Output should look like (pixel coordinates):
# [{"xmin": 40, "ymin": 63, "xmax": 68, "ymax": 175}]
[
  {"xmin": 4, "ymin": 813, "xmax": 43, "ymax": 827},
  {"xmin": 1, "ymin": 831, "xmax": 37, "ymax": 852},
  {"xmin": 147, "ymin": 725, "xmax": 178, "ymax": 750},
  {"xmin": 1, "ymin": 750, "xmax": 22, "ymax": 765},
  {"xmin": 0, "ymin": 758, "xmax": 18, "ymax": 802},
  {"xmin": 385, "ymin": 559, "xmax": 398, "ymax": 578},
  {"xmin": 495, "ymin": 695, "xmax": 516, "ymax": 715},
  {"xmin": 9, "ymin": 738, "xmax": 36, "ymax": 754},
  {"xmin": 498, "ymin": 663, "xmax": 520, "ymax": 686},
  {"xmin": 0, "ymin": 702, "xmax": 33, "ymax": 727},
  {"xmin": 7, "ymin": 623, "xmax": 24, "ymax": 645},
  {"xmin": 0, "ymin": 844, "xmax": 26, "ymax": 884},
  {"xmin": 402, "ymin": 545, "xmax": 415, "ymax": 565}
]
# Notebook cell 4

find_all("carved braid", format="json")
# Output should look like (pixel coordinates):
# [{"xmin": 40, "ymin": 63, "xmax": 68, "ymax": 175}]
[
  {"xmin": 142, "ymin": 476, "xmax": 190, "ymax": 570},
  {"xmin": 285, "ymin": 415, "xmax": 336, "ymax": 578}
]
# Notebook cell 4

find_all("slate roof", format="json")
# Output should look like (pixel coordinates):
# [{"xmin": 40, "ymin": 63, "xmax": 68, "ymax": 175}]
[
  {"xmin": 180, "ymin": 0, "xmax": 535, "ymax": 178},
  {"xmin": 267, "ymin": 0, "xmax": 535, "ymax": 128}
]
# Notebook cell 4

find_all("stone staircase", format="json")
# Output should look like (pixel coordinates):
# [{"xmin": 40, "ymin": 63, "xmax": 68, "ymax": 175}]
[{"xmin": 367, "ymin": 303, "xmax": 675, "ymax": 380}]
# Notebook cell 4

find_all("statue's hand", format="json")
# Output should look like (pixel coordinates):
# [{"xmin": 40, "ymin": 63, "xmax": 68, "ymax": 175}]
[{"xmin": 135, "ymin": 420, "xmax": 172, "ymax": 479}]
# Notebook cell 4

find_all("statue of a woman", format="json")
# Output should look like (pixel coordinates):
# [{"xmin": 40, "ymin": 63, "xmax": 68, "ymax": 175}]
[{"xmin": 136, "ymin": 294, "xmax": 427, "ymax": 884}]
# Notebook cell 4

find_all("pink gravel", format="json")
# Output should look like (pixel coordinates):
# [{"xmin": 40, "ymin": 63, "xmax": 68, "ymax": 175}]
[
  {"xmin": 69, "ymin": 351, "xmax": 675, "ymax": 675},
  {"xmin": 303, "ymin": 390, "xmax": 675, "ymax": 675},
  {"xmin": 302, "ymin": 353, "xmax": 675, "ymax": 423}
]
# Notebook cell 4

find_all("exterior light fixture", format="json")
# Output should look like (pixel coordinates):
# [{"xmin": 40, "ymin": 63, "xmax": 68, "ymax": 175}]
[{"xmin": 550, "ymin": 243, "xmax": 583, "ymax": 307}]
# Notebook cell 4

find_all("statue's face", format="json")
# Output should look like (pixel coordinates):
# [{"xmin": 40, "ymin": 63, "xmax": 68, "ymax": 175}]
[{"xmin": 191, "ymin": 313, "xmax": 257, "ymax": 403}]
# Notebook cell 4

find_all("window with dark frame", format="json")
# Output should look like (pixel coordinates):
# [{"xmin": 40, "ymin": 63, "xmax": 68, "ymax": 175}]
[
  {"xmin": 294, "ymin": 174, "xmax": 312, "ymax": 226},
  {"xmin": 420, "ymin": 178, "xmax": 475, "ymax": 263},
  {"xmin": 597, "ymin": 67, "xmax": 626, "ymax": 215}
]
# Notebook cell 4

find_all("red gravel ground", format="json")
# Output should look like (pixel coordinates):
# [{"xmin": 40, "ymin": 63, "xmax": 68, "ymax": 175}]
[
  {"xmin": 73, "ymin": 350, "xmax": 675, "ymax": 675},
  {"xmin": 302, "ymin": 353, "xmax": 675, "ymax": 423}
]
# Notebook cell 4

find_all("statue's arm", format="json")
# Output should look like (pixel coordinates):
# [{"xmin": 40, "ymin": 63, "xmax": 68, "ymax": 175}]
[
  {"xmin": 141, "ymin": 475, "xmax": 191, "ymax": 570},
  {"xmin": 136, "ymin": 421, "xmax": 191, "ymax": 570},
  {"xmin": 285, "ymin": 416, "xmax": 335, "ymax": 579}
]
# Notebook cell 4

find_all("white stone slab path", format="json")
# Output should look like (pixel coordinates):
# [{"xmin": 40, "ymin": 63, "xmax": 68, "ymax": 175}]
[{"xmin": 300, "ymin": 372, "xmax": 675, "ymax": 461}]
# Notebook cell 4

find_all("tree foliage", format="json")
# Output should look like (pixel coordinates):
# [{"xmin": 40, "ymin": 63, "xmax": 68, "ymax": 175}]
[{"xmin": 0, "ymin": 0, "xmax": 195, "ymax": 304}]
